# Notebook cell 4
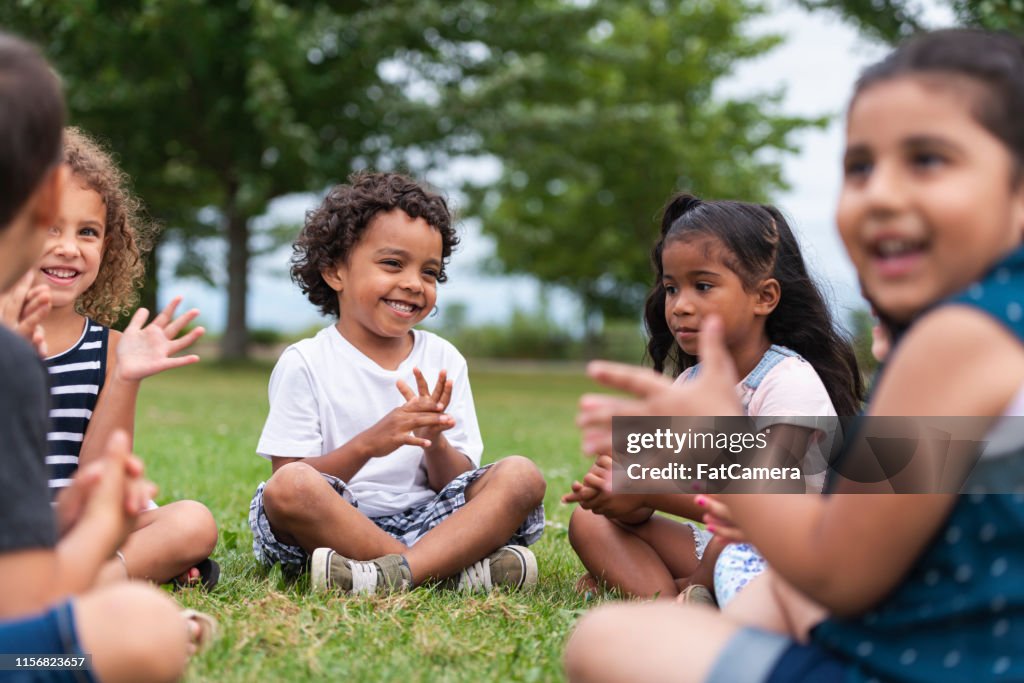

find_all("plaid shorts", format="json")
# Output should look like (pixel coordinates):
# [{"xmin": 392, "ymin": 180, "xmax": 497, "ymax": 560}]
[{"xmin": 248, "ymin": 463, "xmax": 546, "ymax": 575}]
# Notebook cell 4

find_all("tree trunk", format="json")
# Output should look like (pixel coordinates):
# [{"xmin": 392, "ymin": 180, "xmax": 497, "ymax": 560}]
[{"xmin": 220, "ymin": 193, "xmax": 250, "ymax": 360}]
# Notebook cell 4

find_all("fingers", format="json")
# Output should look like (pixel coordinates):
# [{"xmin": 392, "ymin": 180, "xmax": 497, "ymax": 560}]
[
  {"xmin": 155, "ymin": 354, "xmax": 202, "ymax": 372},
  {"xmin": 430, "ymin": 370, "xmax": 448, "ymax": 403},
  {"xmin": 413, "ymin": 367, "xmax": 430, "ymax": 397},
  {"xmin": 396, "ymin": 379, "xmax": 417, "ymax": 402},
  {"xmin": 164, "ymin": 308, "xmax": 200, "ymax": 339},
  {"xmin": 126, "ymin": 306, "xmax": 151, "ymax": 332},
  {"xmin": 167, "ymin": 326, "xmax": 205, "ymax": 354},
  {"xmin": 151, "ymin": 296, "xmax": 182, "ymax": 328},
  {"xmin": 698, "ymin": 495, "xmax": 734, "ymax": 525},
  {"xmin": 585, "ymin": 361, "xmax": 672, "ymax": 399},
  {"xmin": 582, "ymin": 471, "xmax": 609, "ymax": 492},
  {"xmin": 437, "ymin": 379, "xmax": 453, "ymax": 410},
  {"xmin": 696, "ymin": 316, "xmax": 739, "ymax": 387},
  {"xmin": 401, "ymin": 433, "xmax": 432, "ymax": 449}
]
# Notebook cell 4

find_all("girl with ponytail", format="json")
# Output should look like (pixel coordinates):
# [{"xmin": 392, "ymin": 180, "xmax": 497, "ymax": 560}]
[{"xmin": 565, "ymin": 193, "xmax": 863, "ymax": 607}]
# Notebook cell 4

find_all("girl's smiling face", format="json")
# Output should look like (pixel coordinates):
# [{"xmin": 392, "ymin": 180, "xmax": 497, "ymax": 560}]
[
  {"xmin": 34, "ymin": 175, "xmax": 106, "ymax": 311},
  {"xmin": 837, "ymin": 76, "xmax": 1024, "ymax": 324}
]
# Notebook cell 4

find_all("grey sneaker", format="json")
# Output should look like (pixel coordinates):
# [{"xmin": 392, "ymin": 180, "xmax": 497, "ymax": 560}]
[
  {"xmin": 443, "ymin": 545, "xmax": 538, "ymax": 592},
  {"xmin": 310, "ymin": 548, "xmax": 412, "ymax": 595}
]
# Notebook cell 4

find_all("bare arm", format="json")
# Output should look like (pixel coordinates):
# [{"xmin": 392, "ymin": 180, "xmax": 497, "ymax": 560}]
[
  {"xmin": 79, "ymin": 299, "xmax": 203, "ymax": 467},
  {"xmin": 0, "ymin": 432, "xmax": 153, "ymax": 617},
  {"xmin": 725, "ymin": 307, "xmax": 1023, "ymax": 614},
  {"xmin": 579, "ymin": 310, "xmax": 1024, "ymax": 615}
]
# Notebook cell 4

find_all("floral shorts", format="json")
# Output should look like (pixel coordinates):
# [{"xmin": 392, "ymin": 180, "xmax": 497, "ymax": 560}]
[{"xmin": 714, "ymin": 542, "xmax": 767, "ymax": 607}]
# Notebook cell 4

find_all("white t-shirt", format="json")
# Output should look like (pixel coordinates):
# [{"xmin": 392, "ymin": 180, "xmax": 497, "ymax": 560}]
[
  {"xmin": 677, "ymin": 352, "xmax": 838, "ymax": 492},
  {"xmin": 257, "ymin": 325, "xmax": 484, "ymax": 518}
]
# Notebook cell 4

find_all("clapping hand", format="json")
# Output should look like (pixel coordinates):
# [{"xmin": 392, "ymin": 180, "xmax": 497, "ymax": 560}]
[
  {"xmin": 577, "ymin": 316, "xmax": 743, "ymax": 457},
  {"xmin": 397, "ymin": 367, "xmax": 455, "ymax": 453},
  {"xmin": 562, "ymin": 455, "xmax": 650, "ymax": 521},
  {"xmin": 696, "ymin": 494, "xmax": 747, "ymax": 543},
  {"xmin": 359, "ymin": 368, "xmax": 455, "ymax": 456},
  {"xmin": 114, "ymin": 296, "xmax": 204, "ymax": 382},
  {"xmin": 0, "ymin": 271, "xmax": 52, "ymax": 356}
]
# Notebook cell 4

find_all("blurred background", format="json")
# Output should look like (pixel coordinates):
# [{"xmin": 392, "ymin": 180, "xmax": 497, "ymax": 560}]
[{"xmin": 4, "ymin": 0, "xmax": 1017, "ymax": 373}]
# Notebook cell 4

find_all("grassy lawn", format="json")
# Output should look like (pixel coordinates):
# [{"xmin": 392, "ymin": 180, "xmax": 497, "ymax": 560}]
[{"xmin": 136, "ymin": 360, "xmax": 612, "ymax": 682}]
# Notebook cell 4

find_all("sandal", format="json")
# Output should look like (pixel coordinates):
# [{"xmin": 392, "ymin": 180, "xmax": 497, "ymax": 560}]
[
  {"xmin": 171, "ymin": 558, "xmax": 220, "ymax": 591},
  {"xmin": 181, "ymin": 609, "xmax": 218, "ymax": 654},
  {"xmin": 574, "ymin": 572, "xmax": 602, "ymax": 599}
]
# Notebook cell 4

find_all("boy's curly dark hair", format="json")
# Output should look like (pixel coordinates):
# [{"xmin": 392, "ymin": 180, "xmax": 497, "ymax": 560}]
[
  {"xmin": 64, "ymin": 127, "xmax": 158, "ymax": 326},
  {"xmin": 292, "ymin": 171, "xmax": 458, "ymax": 318}
]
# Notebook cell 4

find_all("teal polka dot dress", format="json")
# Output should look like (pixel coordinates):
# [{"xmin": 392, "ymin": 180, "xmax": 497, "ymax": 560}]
[{"xmin": 813, "ymin": 246, "xmax": 1024, "ymax": 682}]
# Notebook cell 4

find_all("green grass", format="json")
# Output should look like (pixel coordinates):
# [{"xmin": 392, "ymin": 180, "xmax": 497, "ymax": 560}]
[{"xmin": 136, "ymin": 361, "xmax": 612, "ymax": 682}]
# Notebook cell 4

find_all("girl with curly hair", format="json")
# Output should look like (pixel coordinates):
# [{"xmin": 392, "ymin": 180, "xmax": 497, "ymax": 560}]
[{"xmin": 33, "ymin": 126, "xmax": 219, "ymax": 588}]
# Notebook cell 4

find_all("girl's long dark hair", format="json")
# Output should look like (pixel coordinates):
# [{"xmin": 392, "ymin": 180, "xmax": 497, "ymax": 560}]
[{"xmin": 643, "ymin": 193, "xmax": 865, "ymax": 416}]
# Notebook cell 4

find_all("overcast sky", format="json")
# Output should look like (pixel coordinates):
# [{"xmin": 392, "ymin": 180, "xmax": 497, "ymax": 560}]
[{"xmin": 160, "ymin": 0, "xmax": 952, "ymax": 335}]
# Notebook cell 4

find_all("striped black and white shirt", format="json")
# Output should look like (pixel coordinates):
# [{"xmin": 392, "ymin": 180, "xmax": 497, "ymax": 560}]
[{"xmin": 45, "ymin": 319, "xmax": 108, "ymax": 497}]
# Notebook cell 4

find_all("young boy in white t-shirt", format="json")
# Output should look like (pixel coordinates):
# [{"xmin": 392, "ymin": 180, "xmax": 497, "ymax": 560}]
[{"xmin": 248, "ymin": 172, "xmax": 546, "ymax": 594}]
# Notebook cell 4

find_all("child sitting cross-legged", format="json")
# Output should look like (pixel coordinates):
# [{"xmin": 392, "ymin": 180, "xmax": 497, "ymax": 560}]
[{"xmin": 248, "ymin": 171, "xmax": 546, "ymax": 594}]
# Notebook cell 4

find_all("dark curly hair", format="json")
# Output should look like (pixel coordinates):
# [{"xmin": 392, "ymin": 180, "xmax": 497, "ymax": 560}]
[
  {"xmin": 64, "ymin": 127, "xmax": 158, "ymax": 326},
  {"xmin": 644, "ymin": 193, "xmax": 865, "ymax": 417},
  {"xmin": 292, "ymin": 171, "xmax": 458, "ymax": 318}
]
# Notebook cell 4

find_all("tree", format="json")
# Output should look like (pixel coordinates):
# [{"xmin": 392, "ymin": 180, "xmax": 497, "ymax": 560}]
[
  {"xmin": 796, "ymin": 0, "xmax": 1022, "ymax": 44},
  {"xmin": 433, "ymin": 0, "xmax": 822, "ymax": 337},
  {"xmin": 1, "ymin": 1, "xmax": 460, "ymax": 358}
]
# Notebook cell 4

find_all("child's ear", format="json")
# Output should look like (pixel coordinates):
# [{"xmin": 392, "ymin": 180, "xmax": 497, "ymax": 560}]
[
  {"xmin": 320, "ymin": 263, "xmax": 345, "ymax": 293},
  {"xmin": 753, "ymin": 278, "xmax": 781, "ymax": 316},
  {"xmin": 31, "ymin": 164, "xmax": 66, "ymax": 230}
]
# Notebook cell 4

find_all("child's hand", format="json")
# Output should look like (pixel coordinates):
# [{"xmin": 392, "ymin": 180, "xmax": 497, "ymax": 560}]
[
  {"xmin": 358, "ymin": 380, "xmax": 455, "ymax": 457},
  {"xmin": 563, "ymin": 455, "xmax": 650, "ymax": 521},
  {"xmin": 396, "ymin": 367, "xmax": 455, "ymax": 451},
  {"xmin": 77, "ymin": 431, "xmax": 156, "ymax": 546},
  {"xmin": 114, "ymin": 296, "xmax": 204, "ymax": 382},
  {"xmin": 0, "ymin": 271, "xmax": 52, "ymax": 357},
  {"xmin": 696, "ymin": 494, "xmax": 747, "ymax": 543},
  {"xmin": 577, "ymin": 316, "xmax": 742, "ymax": 456}
]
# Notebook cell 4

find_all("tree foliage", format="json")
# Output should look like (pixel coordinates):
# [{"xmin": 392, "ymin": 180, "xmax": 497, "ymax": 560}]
[
  {"xmin": 430, "ymin": 0, "xmax": 823, "ymax": 329},
  {"xmin": 796, "ymin": 0, "xmax": 1022, "ymax": 44},
  {"xmin": 3, "ymin": 0, "xmax": 826, "ymax": 351},
  {"xmin": 0, "ymin": 0, "xmax": 459, "ymax": 357}
]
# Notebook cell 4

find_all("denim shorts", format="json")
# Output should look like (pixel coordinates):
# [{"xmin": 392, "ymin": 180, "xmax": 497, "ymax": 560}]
[
  {"xmin": 0, "ymin": 601, "xmax": 96, "ymax": 683},
  {"xmin": 707, "ymin": 627, "xmax": 846, "ymax": 683}
]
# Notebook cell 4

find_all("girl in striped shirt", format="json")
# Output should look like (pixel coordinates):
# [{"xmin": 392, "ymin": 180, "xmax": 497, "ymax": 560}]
[{"xmin": 35, "ymin": 127, "xmax": 218, "ymax": 588}]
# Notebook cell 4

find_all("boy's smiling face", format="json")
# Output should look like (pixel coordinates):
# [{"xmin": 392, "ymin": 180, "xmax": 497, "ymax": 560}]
[{"xmin": 323, "ymin": 208, "xmax": 442, "ymax": 353}]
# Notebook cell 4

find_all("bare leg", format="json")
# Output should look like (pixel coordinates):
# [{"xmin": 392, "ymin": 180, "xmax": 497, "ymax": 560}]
[
  {"xmin": 119, "ymin": 501, "xmax": 217, "ymax": 583},
  {"xmin": 565, "ymin": 602, "xmax": 739, "ymax": 683},
  {"xmin": 771, "ymin": 571, "xmax": 827, "ymax": 642},
  {"xmin": 75, "ymin": 583, "xmax": 191, "ymax": 683},
  {"xmin": 403, "ymin": 456, "xmax": 546, "ymax": 584},
  {"xmin": 679, "ymin": 535, "xmax": 728, "ymax": 593},
  {"xmin": 568, "ymin": 507, "xmax": 700, "ymax": 598},
  {"xmin": 261, "ymin": 462, "xmax": 406, "ymax": 559},
  {"xmin": 719, "ymin": 569, "xmax": 827, "ymax": 641}
]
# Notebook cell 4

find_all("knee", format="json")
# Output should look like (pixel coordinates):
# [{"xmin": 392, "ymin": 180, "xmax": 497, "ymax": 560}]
[
  {"xmin": 79, "ymin": 584, "xmax": 190, "ymax": 683},
  {"xmin": 493, "ymin": 455, "xmax": 546, "ymax": 509},
  {"xmin": 564, "ymin": 606, "xmax": 620, "ymax": 683},
  {"xmin": 262, "ymin": 462, "xmax": 322, "ymax": 521},
  {"xmin": 567, "ymin": 506, "xmax": 601, "ymax": 553},
  {"xmin": 168, "ymin": 500, "xmax": 218, "ymax": 559}
]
